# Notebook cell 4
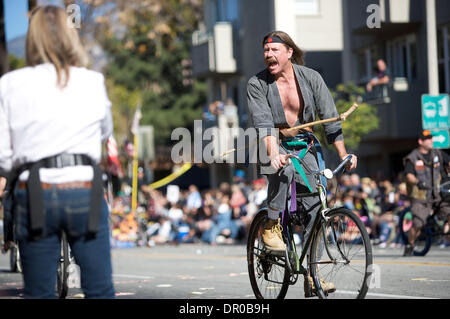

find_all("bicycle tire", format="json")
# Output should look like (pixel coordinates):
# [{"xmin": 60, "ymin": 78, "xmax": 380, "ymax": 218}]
[
  {"xmin": 56, "ymin": 232, "xmax": 70, "ymax": 299},
  {"xmin": 398, "ymin": 208, "xmax": 432, "ymax": 256},
  {"xmin": 247, "ymin": 210, "xmax": 290, "ymax": 299},
  {"xmin": 310, "ymin": 208, "xmax": 373, "ymax": 299}
]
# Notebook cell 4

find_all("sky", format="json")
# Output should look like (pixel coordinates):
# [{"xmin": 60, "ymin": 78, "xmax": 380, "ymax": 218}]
[{"xmin": 4, "ymin": 0, "xmax": 29, "ymax": 42}]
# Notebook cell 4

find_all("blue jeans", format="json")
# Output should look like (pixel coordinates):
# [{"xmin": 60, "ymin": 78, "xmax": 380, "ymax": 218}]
[
  {"xmin": 14, "ymin": 187, "xmax": 115, "ymax": 299},
  {"xmin": 208, "ymin": 211, "xmax": 239, "ymax": 243}
]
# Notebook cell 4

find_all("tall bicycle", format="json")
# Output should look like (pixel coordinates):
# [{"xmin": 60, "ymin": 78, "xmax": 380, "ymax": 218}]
[{"xmin": 247, "ymin": 148, "xmax": 373, "ymax": 299}]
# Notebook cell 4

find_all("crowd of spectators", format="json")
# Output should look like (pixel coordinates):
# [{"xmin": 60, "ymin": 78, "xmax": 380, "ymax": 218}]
[{"xmin": 107, "ymin": 168, "xmax": 449, "ymax": 250}]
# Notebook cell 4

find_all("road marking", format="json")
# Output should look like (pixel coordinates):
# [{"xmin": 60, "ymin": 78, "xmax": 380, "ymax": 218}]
[
  {"xmin": 115, "ymin": 292, "xmax": 136, "ymax": 296},
  {"xmin": 338, "ymin": 290, "xmax": 438, "ymax": 299},
  {"xmin": 112, "ymin": 251, "xmax": 450, "ymax": 267},
  {"xmin": 177, "ymin": 275, "xmax": 196, "ymax": 280},
  {"xmin": 374, "ymin": 260, "xmax": 450, "ymax": 267},
  {"xmin": 113, "ymin": 274, "xmax": 154, "ymax": 280},
  {"xmin": 199, "ymin": 287, "xmax": 215, "ymax": 290},
  {"xmin": 190, "ymin": 291, "xmax": 204, "ymax": 295},
  {"xmin": 156, "ymin": 284, "xmax": 172, "ymax": 288},
  {"xmin": 412, "ymin": 278, "xmax": 450, "ymax": 282}
]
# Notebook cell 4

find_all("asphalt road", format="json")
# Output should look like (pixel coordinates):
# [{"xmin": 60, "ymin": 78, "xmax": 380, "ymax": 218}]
[{"xmin": 0, "ymin": 243, "xmax": 449, "ymax": 299}]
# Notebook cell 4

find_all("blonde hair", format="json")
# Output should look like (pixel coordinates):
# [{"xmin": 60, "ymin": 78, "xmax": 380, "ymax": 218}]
[{"xmin": 26, "ymin": 5, "xmax": 88, "ymax": 88}]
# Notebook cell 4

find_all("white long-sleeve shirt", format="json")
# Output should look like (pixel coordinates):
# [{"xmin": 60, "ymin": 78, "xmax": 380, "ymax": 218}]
[{"xmin": 0, "ymin": 63, "xmax": 113, "ymax": 183}]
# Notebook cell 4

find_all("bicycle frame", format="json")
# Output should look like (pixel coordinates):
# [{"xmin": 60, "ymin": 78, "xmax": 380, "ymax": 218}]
[
  {"xmin": 267, "ymin": 135, "xmax": 353, "ymax": 270},
  {"xmin": 281, "ymin": 181, "xmax": 349, "ymax": 275}
]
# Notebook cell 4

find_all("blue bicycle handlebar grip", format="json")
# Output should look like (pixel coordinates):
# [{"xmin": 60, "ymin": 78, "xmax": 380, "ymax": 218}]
[{"xmin": 333, "ymin": 154, "xmax": 353, "ymax": 175}]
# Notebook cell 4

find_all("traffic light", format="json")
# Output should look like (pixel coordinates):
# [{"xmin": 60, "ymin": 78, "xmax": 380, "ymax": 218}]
[{"xmin": 181, "ymin": 58, "xmax": 193, "ymax": 87}]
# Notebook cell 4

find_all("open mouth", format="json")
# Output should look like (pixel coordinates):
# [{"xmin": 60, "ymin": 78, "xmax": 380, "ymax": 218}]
[{"xmin": 267, "ymin": 61, "xmax": 278, "ymax": 69}]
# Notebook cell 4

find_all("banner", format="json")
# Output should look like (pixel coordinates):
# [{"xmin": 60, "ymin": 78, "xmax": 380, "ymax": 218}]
[{"xmin": 149, "ymin": 163, "xmax": 192, "ymax": 189}]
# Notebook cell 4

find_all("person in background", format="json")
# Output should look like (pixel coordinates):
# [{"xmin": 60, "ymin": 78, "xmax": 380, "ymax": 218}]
[
  {"xmin": 366, "ymin": 59, "xmax": 390, "ymax": 92},
  {"xmin": 403, "ymin": 130, "xmax": 450, "ymax": 256},
  {"xmin": 186, "ymin": 185, "xmax": 202, "ymax": 213},
  {"xmin": 0, "ymin": 6, "xmax": 114, "ymax": 298}
]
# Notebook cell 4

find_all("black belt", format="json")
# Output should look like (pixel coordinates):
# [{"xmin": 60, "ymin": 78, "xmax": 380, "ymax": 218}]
[
  {"xmin": 17, "ymin": 153, "xmax": 103, "ymax": 241},
  {"xmin": 41, "ymin": 153, "xmax": 91, "ymax": 168}
]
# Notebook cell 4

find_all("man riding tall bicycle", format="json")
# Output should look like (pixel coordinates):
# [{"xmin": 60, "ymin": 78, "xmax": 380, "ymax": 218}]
[{"xmin": 246, "ymin": 30, "xmax": 357, "ymax": 295}]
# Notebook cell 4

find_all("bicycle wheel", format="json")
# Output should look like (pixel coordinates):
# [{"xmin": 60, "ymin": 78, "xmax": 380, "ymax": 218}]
[
  {"xmin": 56, "ymin": 232, "xmax": 69, "ymax": 299},
  {"xmin": 398, "ymin": 208, "xmax": 432, "ymax": 256},
  {"xmin": 247, "ymin": 210, "xmax": 290, "ymax": 299},
  {"xmin": 310, "ymin": 208, "xmax": 373, "ymax": 299}
]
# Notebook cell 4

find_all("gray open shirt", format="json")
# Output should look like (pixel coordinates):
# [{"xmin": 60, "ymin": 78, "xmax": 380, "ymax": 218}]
[{"xmin": 246, "ymin": 64, "xmax": 343, "ymax": 175}]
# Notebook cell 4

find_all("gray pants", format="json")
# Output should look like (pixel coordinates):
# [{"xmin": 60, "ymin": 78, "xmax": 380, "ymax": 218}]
[{"xmin": 265, "ymin": 148, "xmax": 322, "ymax": 238}]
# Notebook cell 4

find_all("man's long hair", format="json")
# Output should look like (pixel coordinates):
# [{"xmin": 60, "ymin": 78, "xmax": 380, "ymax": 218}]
[{"xmin": 262, "ymin": 31, "xmax": 305, "ymax": 66}]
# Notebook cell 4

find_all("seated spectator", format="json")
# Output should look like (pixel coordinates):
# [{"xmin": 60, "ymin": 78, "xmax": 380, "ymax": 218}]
[
  {"xmin": 147, "ymin": 216, "xmax": 172, "ymax": 246},
  {"xmin": 208, "ymin": 194, "xmax": 239, "ymax": 245},
  {"xmin": 186, "ymin": 185, "xmax": 202, "ymax": 213}
]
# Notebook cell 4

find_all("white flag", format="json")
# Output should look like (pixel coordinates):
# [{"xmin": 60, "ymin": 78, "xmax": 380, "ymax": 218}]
[{"xmin": 131, "ymin": 105, "xmax": 142, "ymax": 135}]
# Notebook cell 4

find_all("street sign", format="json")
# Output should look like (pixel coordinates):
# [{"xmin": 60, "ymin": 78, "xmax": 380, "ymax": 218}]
[
  {"xmin": 422, "ymin": 94, "xmax": 450, "ymax": 130},
  {"xmin": 430, "ymin": 129, "xmax": 450, "ymax": 149}
]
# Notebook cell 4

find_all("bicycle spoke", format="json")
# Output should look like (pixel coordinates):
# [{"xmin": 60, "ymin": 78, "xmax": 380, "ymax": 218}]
[
  {"xmin": 249, "ymin": 213, "xmax": 289, "ymax": 299},
  {"xmin": 310, "ymin": 209, "xmax": 371, "ymax": 299}
]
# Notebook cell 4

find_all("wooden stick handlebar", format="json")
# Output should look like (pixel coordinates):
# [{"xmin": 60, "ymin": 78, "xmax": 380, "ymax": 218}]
[
  {"xmin": 220, "ymin": 103, "xmax": 358, "ymax": 158},
  {"xmin": 286, "ymin": 103, "xmax": 358, "ymax": 132}
]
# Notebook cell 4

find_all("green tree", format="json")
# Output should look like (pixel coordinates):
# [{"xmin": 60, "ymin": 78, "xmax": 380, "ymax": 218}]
[
  {"xmin": 100, "ymin": 0, "xmax": 206, "ymax": 144},
  {"xmin": 315, "ymin": 82, "xmax": 379, "ymax": 151},
  {"xmin": 8, "ymin": 54, "xmax": 26, "ymax": 71}
]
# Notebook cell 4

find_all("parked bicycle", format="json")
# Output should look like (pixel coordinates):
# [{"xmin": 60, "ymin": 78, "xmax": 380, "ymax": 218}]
[{"xmin": 247, "ymin": 149, "xmax": 373, "ymax": 299}]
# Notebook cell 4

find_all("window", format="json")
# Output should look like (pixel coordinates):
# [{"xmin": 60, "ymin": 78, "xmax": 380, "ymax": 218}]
[
  {"xmin": 215, "ymin": 0, "xmax": 239, "ymax": 23},
  {"xmin": 355, "ymin": 45, "xmax": 385, "ymax": 84},
  {"xmin": 438, "ymin": 25, "xmax": 450, "ymax": 94},
  {"xmin": 387, "ymin": 34, "xmax": 418, "ymax": 81},
  {"xmin": 356, "ymin": 51, "xmax": 367, "ymax": 83},
  {"xmin": 295, "ymin": 0, "xmax": 320, "ymax": 15}
]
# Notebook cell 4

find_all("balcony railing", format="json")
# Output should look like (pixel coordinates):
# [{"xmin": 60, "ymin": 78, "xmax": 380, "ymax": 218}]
[
  {"xmin": 191, "ymin": 22, "xmax": 237, "ymax": 77},
  {"xmin": 363, "ymin": 84, "xmax": 391, "ymax": 105}
]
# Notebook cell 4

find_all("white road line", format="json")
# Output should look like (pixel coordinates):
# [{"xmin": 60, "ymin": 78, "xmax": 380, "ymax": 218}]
[
  {"xmin": 338, "ymin": 290, "xmax": 438, "ymax": 299},
  {"xmin": 113, "ymin": 274, "xmax": 154, "ymax": 280}
]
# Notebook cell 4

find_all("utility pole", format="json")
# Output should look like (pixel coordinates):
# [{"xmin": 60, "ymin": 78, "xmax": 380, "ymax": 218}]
[
  {"xmin": 28, "ymin": 0, "xmax": 37, "ymax": 12},
  {"xmin": 426, "ymin": 0, "xmax": 439, "ymax": 95},
  {"xmin": 0, "ymin": 0, "xmax": 8, "ymax": 76}
]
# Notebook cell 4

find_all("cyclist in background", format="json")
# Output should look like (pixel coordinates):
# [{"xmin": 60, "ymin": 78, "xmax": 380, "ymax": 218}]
[{"xmin": 403, "ymin": 130, "xmax": 450, "ymax": 256}]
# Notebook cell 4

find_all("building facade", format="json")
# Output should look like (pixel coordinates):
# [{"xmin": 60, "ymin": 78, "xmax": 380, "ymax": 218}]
[{"xmin": 191, "ymin": 0, "xmax": 450, "ymax": 184}]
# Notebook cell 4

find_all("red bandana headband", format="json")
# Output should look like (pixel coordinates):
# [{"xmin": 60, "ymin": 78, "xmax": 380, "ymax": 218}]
[{"xmin": 264, "ymin": 36, "xmax": 286, "ymax": 45}]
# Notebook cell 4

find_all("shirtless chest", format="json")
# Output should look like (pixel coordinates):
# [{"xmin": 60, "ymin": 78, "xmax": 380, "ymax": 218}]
[{"xmin": 276, "ymin": 79, "xmax": 304, "ymax": 127}]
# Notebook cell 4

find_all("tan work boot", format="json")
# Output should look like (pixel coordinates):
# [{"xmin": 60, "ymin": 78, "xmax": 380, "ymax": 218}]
[
  {"xmin": 304, "ymin": 276, "xmax": 336, "ymax": 297},
  {"xmin": 262, "ymin": 218, "xmax": 286, "ymax": 251}
]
